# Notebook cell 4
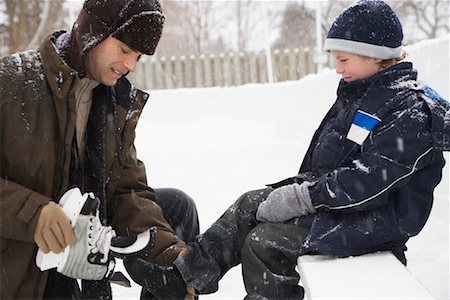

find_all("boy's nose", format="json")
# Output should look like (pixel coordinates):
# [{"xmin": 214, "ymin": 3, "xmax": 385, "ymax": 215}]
[{"xmin": 335, "ymin": 64, "xmax": 344, "ymax": 74}]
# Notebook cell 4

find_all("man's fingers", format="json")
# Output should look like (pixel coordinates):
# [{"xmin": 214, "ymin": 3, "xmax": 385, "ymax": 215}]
[
  {"xmin": 35, "ymin": 231, "xmax": 50, "ymax": 253},
  {"xmin": 58, "ymin": 219, "xmax": 77, "ymax": 246},
  {"xmin": 44, "ymin": 227, "xmax": 64, "ymax": 253},
  {"xmin": 186, "ymin": 286, "xmax": 195, "ymax": 295},
  {"xmin": 184, "ymin": 294, "xmax": 194, "ymax": 300},
  {"xmin": 51, "ymin": 222, "xmax": 67, "ymax": 247},
  {"xmin": 34, "ymin": 201, "xmax": 76, "ymax": 253}
]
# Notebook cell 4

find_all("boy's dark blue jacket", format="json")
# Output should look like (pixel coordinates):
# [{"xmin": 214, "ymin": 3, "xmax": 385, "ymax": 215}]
[{"xmin": 271, "ymin": 62, "xmax": 449, "ymax": 264}]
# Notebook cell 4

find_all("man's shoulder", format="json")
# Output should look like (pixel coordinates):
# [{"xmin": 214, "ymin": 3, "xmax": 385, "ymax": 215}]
[{"xmin": 0, "ymin": 49, "xmax": 43, "ymax": 79}]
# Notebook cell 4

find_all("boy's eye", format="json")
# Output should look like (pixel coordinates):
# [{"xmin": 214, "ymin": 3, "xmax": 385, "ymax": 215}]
[{"xmin": 121, "ymin": 47, "xmax": 130, "ymax": 54}]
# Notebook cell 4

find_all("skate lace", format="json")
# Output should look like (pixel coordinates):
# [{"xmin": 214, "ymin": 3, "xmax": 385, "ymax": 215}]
[{"xmin": 88, "ymin": 214, "xmax": 117, "ymax": 263}]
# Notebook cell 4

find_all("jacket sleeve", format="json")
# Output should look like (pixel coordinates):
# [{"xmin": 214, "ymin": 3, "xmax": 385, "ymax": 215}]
[
  {"xmin": 107, "ymin": 143, "xmax": 185, "ymax": 266},
  {"xmin": 309, "ymin": 98, "xmax": 436, "ymax": 214},
  {"xmin": 0, "ymin": 178, "xmax": 50, "ymax": 242}
]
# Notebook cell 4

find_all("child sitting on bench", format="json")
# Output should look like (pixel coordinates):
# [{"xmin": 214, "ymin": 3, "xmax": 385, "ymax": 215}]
[{"xmin": 125, "ymin": 1, "xmax": 449, "ymax": 299}]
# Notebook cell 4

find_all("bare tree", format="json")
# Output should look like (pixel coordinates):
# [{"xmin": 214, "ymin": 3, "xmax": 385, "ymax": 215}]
[
  {"xmin": 157, "ymin": 1, "xmax": 230, "ymax": 56},
  {"xmin": 320, "ymin": 1, "xmax": 352, "ymax": 38},
  {"xmin": 273, "ymin": 1, "xmax": 350, "ymax": 50},
  {"xmin": 388, "ymin": 0, "xmax": 449, "ymax": 43},
  {"xmin": 181, "ymin": 1, "xmax": 215, "ymax": 55},
  {"xmin": 1, "ymin": 0, "xmax": 66, "ymax": 56},
  {"xmin": 235, "ymin": 0, "xmax": 258, "ymax": 52},
  {"xmin": 273, "ymin": 1, "xmax": 315, "ymax": 50}
]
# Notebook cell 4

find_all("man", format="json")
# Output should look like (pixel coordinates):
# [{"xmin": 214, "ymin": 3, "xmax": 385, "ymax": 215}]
[{"xmin": 0, "ymin": 0, "xmax": 198, "ymax": 299}]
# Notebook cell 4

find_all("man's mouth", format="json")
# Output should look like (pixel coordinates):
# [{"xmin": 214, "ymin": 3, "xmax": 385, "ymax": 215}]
[{"xmin": 112, "ymin": 68, "xmax": 123, "ymax": 77}]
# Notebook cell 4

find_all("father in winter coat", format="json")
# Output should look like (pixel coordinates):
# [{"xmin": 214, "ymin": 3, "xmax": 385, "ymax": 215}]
[{"xmin": 0, "ymin": 0, "xmax": 198, "ymax": 299}]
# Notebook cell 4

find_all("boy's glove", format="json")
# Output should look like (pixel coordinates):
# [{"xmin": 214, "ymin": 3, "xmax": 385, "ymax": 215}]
[
  {"xmin": 256, "ymin": 182, "xmax": 316, "ymax": 223},
  {"xmin": 34, "ymin": 201, "xmax": 77, "ymax": 254}
]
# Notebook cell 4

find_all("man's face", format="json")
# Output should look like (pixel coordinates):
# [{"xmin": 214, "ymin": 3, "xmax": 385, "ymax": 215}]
[
  {"xmin": 330, "ymin": 50, "xmax": 382, "ymax": 82},
  {"xmin": 85, "ymin": 36, "xmax": 142, "ymax": 86}
]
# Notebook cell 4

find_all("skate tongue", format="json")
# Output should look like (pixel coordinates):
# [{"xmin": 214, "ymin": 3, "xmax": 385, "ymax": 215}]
[{"xmin": 109, "ymin": 271, "xmax": 131, "ymax": 288}]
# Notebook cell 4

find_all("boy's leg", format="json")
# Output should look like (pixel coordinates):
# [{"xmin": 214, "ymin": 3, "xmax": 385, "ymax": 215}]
[
  {"xmin": 242, "ymin": 223, "xmax": 308, "ymax": 300},
  {"xmin": 175, "ymin": 188, "xmax": 272, "ymax": 293},
  {"xmin": 140, "ymin": 188, "xmax": 200, "ymax": 300}
]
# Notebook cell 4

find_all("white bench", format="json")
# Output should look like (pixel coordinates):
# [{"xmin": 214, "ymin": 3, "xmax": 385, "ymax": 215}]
[{"xmin": 297, "ymin": 252, "xmax": 435, "ymax": 299}]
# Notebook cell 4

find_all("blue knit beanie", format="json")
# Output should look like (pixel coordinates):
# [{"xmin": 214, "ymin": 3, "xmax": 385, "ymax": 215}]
[{"xmin": 324, "ymin": 0, "xmax": 403, "ymax": 59}]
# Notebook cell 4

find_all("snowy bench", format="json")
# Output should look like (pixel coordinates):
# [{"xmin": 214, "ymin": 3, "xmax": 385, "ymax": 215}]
[{"xmin": 297, "ymin": 252, "xmax": 435, "ymax": 299}]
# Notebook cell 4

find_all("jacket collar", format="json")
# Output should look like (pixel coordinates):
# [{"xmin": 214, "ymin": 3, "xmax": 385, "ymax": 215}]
[
  {"xmin": 38, "ymin": 32, "xmax": 78, "ymax": 101},
  {"xmin": 337, "ymin": 62, "xmax": 417, "ymax": 117}
]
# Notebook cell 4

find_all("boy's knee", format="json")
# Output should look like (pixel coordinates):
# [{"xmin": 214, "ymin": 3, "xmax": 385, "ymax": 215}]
[{"xmin": 243, "ymin": 223, "xmax": 274, "ymax": 254}]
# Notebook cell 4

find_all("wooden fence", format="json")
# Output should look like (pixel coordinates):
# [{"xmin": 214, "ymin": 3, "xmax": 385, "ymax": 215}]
[{"xmin": 129, "ymin": 48, "xmax": 318, "ymax": 90}]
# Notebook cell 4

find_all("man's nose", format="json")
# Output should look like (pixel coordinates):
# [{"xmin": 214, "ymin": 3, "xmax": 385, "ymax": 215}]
[{"xmin": 124, "ymin": 57, "xmax": 137, "ymax": 73}]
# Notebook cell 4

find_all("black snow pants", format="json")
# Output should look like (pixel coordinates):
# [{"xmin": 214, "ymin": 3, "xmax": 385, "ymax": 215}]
[
  {"xmin": 175, "ymin": 188, "xmax": 309, "ymax": 300},
  {"xmin": 43, "ymin": 187, "xmax": 199, "ymax": 300}
]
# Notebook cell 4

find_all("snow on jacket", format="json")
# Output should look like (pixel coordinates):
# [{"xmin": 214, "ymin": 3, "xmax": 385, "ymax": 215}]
[
  {"xmin": 271, "ymin": 62, "xmax": 448, "ymax": 264},
  {"xmin": 0, "ymin": 33, "xmax": 185, "ymax": 298}
]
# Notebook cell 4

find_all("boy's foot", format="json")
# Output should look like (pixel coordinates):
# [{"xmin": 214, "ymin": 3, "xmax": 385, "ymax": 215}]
[{"xmin": 124, "ymin": 258, "xmax": 188, "ymax": 299}]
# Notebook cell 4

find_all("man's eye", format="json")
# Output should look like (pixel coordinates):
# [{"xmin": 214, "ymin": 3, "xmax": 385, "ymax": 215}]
[{"xmin": 121, "ymin": 47, "xmax": 130, "ymax": 54}]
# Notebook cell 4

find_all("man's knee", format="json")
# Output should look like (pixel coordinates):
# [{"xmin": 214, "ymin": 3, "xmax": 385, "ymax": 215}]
[{"xmin": 155, "ymin": 188, "xmax": 196, "ymax": 210}]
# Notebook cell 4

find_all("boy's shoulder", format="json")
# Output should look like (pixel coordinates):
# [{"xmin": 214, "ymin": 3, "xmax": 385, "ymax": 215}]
[{"xmin": 420, "ymin": 85, "xmax": 450, "ymax": 151}]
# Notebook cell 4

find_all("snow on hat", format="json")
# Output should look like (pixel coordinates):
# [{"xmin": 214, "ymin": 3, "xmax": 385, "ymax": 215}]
[
  {"xmin": 73, "ymin": 0, "xmax": 165, "ymax": 57},
  {"xmin": 323, "ymin": 0, "xmax": 403, "ymax": 59}
]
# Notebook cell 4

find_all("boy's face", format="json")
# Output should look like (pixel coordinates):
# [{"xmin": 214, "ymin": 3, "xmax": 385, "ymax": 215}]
[
  {"xmin": 85, "ymin": 36, "xmax": 142, "ymax": 86},
  {"xmin": 330, "ymin": 51, "xmax": 382, "ymax": 82}
]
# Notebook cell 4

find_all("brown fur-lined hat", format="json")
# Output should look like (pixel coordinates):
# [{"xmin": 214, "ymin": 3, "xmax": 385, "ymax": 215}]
[{"xmin": 72, "ymin": 0, "xmax": 165, "ymax": 57}]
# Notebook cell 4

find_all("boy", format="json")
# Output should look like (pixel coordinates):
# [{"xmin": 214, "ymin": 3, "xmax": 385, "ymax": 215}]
[{"xmin": 126, "ymin": 1, "xmax": 449, "ymax": 299}]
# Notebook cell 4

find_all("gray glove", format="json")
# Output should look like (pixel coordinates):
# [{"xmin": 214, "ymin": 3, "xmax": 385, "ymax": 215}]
[{"xmin": 256, "ymin": 182, "xmax": 316, "ymax": 223}]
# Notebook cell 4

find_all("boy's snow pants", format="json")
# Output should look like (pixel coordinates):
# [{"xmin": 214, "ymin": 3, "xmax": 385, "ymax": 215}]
[{"xmin": 176, "ymin": 188, "xmax": 309, "ymax": 300}]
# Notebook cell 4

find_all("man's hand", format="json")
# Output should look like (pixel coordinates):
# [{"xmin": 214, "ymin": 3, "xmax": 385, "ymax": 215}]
[
  {"xmin": 34, "ymin": 201, "xmax": 76, "ymax": 253},
  {"xmin": 178, "ymin": 249, "xmax": 196, "ymax": 300},
  {"xmin": 185, "ymin": 286, "xmax": 196, "ymax": 300},
  {"xmin": 256, "ymin": 182, "xmax": 316, "ymax": 223}
]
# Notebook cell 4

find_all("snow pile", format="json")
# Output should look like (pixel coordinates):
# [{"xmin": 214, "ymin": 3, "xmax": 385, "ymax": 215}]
[{"xmin": 114, "ymin": 35, "xmax": 449, "ymax": 299}]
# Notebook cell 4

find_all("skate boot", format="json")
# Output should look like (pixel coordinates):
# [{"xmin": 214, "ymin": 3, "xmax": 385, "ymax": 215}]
[{"xmin": 36, "ymin": 188, "xmax": 156, "ymax": 281}]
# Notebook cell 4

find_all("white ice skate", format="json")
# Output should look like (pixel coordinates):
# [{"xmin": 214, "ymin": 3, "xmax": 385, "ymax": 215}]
[{"xmin": 36, "ymin": 188, "xmax": 155, "ymax": 280}]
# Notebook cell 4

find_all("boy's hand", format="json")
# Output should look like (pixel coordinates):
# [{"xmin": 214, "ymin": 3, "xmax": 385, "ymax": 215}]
[
  {"xmin": 34, "ymin": 201, "xmax": 76, "ymax": 253},
  {"xmin": 256, "ymin": 182, "xmax": 316, "ymax": 223}
]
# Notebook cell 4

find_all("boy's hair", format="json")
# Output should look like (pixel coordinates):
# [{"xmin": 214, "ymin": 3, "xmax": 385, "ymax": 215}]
[
  {"xmin": 379, "ymin": 50, "xmax": 408, "ymax": 69},
  {"xmin": 324, "ymin": 0, "xmax": 403, "ymax": 60}
]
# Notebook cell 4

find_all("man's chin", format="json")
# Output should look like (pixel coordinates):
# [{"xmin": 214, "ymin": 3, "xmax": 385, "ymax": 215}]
[{"xmin": 102, "ymin": 79, "xmax": 118, "ymax": 86}]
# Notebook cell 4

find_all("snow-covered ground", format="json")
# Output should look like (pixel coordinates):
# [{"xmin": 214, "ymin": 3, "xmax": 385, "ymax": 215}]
[{"xmin": 114, "ymin": 35, "xmax": 449, "ymax": 299}]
